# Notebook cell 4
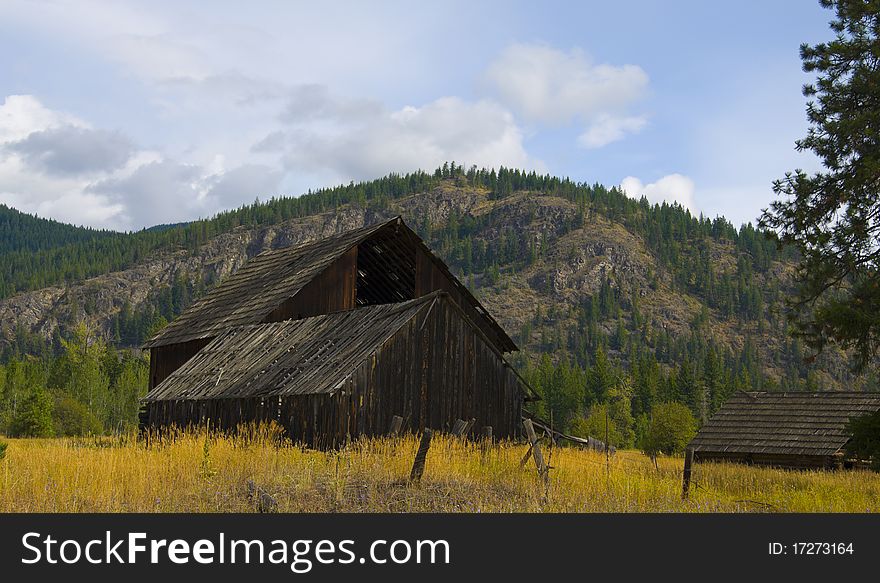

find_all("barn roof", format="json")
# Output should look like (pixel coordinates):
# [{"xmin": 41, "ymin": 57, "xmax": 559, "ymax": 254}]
[
  {"xmin": 688, "ymin": 391, "xmax": 880, "ymax": 458},
  {"xmin": 143, "ymin": 292, "xmax": 531, "ymax": 402},
  {"xmin": 143, "ymin": 216, "xmax": 516, "ymax": 351}
]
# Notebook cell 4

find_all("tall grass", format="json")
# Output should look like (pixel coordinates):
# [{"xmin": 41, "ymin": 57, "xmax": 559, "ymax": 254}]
[{"xmin": 1, "ymin": 428, "xmax": 878, "ymax": 512}]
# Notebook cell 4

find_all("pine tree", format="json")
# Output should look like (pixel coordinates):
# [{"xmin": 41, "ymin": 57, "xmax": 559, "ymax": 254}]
[
  {"xmin": 9, "ymin": 383, "xmax": 53, "ymax": 437},
  {"xmin": 760, "ymin": 0, "xmax": 880, "ymax": 369}
]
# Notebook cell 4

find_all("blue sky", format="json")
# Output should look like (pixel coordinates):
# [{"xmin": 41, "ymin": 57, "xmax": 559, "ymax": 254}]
[{"xmin": 0, "ymin": 0, "xmax": 832, "ymax": 231}]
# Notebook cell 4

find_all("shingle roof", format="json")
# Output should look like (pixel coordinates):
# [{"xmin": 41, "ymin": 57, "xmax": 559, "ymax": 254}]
[{"xmin": 688, "ymin": 391, "xmax": 880, "ymax": 458}]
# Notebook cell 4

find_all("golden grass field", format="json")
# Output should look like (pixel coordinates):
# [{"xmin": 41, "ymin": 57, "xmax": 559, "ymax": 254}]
[{"xmin": 1, "ymin": 427, "xmax": 879, "ymax": 513}]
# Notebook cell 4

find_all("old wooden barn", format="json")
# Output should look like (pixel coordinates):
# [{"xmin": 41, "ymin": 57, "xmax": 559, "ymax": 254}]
[
  {"xmin": 141, "ymin": 217, "xmax": 533, "ymax": 445},
  {"xmin": 687, "ymin": 391, "xmax": 880, "ymax": 469}
]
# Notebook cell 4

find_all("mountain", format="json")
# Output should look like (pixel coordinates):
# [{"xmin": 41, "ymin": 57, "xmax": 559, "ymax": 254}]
[
  {"xmin": 0, "ymin": 166, "xmax": 874, "ymax": 428},
  {"xmin": 0, "ymin": 204, "xmax": 116, "ymax": 255}
]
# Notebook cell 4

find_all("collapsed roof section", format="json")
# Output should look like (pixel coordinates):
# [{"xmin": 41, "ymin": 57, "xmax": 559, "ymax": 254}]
[{"xmin": 144, "ymin": 292, "xmax": 532, "ymax": 402}]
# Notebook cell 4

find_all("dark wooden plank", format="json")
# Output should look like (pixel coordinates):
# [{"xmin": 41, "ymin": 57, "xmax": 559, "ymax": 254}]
[{"xmin": 409, "ymin": 429, "xmax": 433, "ymax": 482}]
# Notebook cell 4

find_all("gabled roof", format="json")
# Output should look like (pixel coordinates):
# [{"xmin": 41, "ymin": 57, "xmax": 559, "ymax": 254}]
[
  {"xmin": 143, "ymin": 216, "xmax": 517, "ymax": 352},
  {"xmin": 143, "ymin": 292, "xmax": 529, "ymax": 402},
  {"xmin": 688, "ymin": 391, "xmax": 880, "ymax": 458}
]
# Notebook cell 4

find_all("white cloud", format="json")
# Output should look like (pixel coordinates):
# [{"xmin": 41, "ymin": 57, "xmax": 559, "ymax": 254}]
[
  {"xmin": 484, "ymin": 43, "xmax": 649, "ymax": 147},
  {"xmin": 621, "ymin": 174, "xmax": 697, "ymax": 213},
  {"xmin": 0, "ymin": 95, "xmax": 85, "ymax": 143},
  {"xmin": 275, "ymin": 93, "xmax": 540, "ymax": 182},
  {"xmin": 578, "ymin": 114, "xmax": 648, "ymax": 149},
  {"xmin": 0, "ymin": 94, "xmax": 284, "ymax": 230}
]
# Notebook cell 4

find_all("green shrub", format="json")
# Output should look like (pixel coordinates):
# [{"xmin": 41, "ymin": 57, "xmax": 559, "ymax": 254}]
[
  {"xmin": 640, "ymin": 402, "xmax": 697, "ymax": 457},
  {"xmin": 0, "ymin": 441, "xmax": 7, "ymax": 460},
  {"xmin": 845, "ymin": 411, "xmax": 880, "ymax": 471},
  {"xmin": 570, "ymin": 403, "xmax": 633, "ymax": 448},
  {"xmin": 53, "ymin": 397, "xmax": 103, "ymax": 436}
]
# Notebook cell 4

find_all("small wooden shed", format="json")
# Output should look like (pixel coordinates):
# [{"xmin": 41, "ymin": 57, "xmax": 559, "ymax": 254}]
[
  {"xmin": 142, "ymin": 293, "xmax": 531, "ymax": 446},
  {"xmin": 688, "ymin": 391, "xmax": 880, "ymax": 469}
]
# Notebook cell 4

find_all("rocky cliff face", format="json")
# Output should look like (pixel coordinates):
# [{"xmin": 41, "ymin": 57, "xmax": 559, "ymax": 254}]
[
  {"xmin": 0, "ymin": 206, "xmax": 386, "ymax": 344},
  {"xmin": 0, "ymin": 183, "xmax": 857, "ymax": 389},
  {"xmin": 0, "ymin": 184, "xmax": 733, "ymax": 347}
]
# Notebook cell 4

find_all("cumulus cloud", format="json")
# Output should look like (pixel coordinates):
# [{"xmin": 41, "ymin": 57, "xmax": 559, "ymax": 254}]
[
  {"xmin": 484, "ymin": 43, "xmax": 649, "ymax": 147},
  {"xmin": 7, "ymin": 126, "xmax": 134, "ymax": 176},
  {"xmin": 578, "ymin": 115, "xmax": 648, "ymax": 149},
  {"xmin": 0, "ymin": 95, "xmax": 127, "ymax": 226},
  {"xmin": 0, "ymin": 95, "xmax": 84, "ymax": 142},
  {"xmin": 272, "ymin": 92, "xmax": 538, "ymax": 181},
  {"xmin": 0, "ymin": 94, "xmax": 284, "ymax": 229},
  {"xmin": 620, "ymin": 174, "xmax": 697, "ymax": 213},
  {"xmin": 88, "ymin": 159, "xmax": 283, "ymax": 227}
]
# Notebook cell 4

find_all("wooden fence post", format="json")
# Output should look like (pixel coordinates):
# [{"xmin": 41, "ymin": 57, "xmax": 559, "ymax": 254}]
[
  {"xmin": 480, "ymin": 426, "xmax": 493, "ymax": 463},
  {"xmin": 522, "ymin": 419, "xmax": 549, "ymax": 492},
  {"xmin": 519, "ymin": 443, "xmax": 534, "ymax": 468},
  {"xmin": 388, "ymin": 415, "xmax": 403, "ymax": 436},
  {"xmin": 682, "ymin": 448, "xmax": 694, "ymax": 500},
  {"xmin": 410, "ymin": 429, "xmax": 433, "ymax": 482}
]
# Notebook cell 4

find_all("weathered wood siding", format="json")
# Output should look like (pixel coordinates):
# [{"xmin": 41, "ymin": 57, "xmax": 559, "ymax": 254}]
[
  {"xmin": 145, "ymin": 297, "xmax": 524, "ymax": 447},
  {"xmin": 148, "ymin": 338, "xmax": 211, "ymax": 390},
  {"xmin": 692, "ymin": 451, "xmax": 843, "ymax": 470},
  {"xmin": 415, "ymin": 251, "xmax": 512, "ymax": 352},
  {"xmin": 263, "ymin": 246, "xmax": 357, "ymax": 321}
]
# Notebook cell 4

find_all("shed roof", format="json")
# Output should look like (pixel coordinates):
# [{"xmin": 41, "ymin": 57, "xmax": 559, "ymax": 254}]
[
  {"xmin": 143, "ymin": 216, "xmax": 516, "ymax": 352},
  {"xmin": 143, "ymin": 292, "xmax": 530, "ymax": 402},
  {"xmin": 688, "ymin": 391, "xmax": 880, "ymax": 458}
]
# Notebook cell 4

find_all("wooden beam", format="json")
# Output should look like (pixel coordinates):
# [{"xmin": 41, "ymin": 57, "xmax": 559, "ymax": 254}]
[
  {"xmin": 451, "ymin": 418, "xmax": 468, "ymax": 437},
  {"xmin": 523, "ymin": 419, "xmax": 549, "ymax": 489}
]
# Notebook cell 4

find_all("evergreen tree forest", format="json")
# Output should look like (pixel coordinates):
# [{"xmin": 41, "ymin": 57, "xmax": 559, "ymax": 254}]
[{"xmin": 1, "ymin": 163, "xmax": 874, "ymax": 440}]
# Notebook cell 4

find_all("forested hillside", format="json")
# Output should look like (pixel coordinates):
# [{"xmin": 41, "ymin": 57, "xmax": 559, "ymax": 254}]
[{"xmin": 1, "ymin": 164, "xmax": 876, "ymax": 443}]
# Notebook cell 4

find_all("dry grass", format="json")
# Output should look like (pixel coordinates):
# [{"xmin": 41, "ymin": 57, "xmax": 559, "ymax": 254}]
[{"xmin": 1, "ymin": 428, "xmax": 878, "ymax": 513}]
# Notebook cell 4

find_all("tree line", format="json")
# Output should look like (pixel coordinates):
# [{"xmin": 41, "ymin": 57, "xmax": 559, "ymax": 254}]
[{"xmin": 0, "ymin": 323, "xmax": 148, "ymax": 437}]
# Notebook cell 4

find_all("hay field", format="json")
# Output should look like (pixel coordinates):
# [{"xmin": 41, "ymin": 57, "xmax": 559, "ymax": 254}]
[{"xmin": 1, "ymin": 428, "xmax": 878, "ymax": 512}]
